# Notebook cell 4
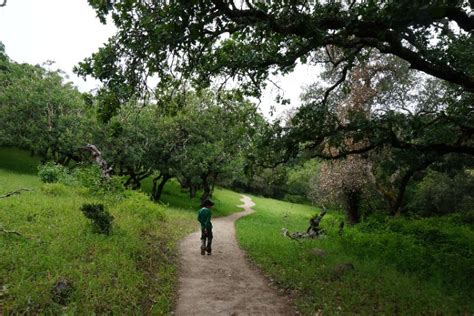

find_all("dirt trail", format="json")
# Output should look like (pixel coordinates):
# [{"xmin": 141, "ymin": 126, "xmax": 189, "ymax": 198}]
[{"xmin": 174, "ymin": 195, "xmax": 294, "ymax": 316}]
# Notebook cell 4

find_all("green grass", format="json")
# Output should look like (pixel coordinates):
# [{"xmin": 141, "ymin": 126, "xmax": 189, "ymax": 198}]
[
  {"xmin": 141, "ymin": 177, "xmax": 243, "ymax": 217},
  {"xmin": 236, "ymin": 195, "xmax": 474, "ymax": 314},
  {"xmin": 0, "ymin": 148, "xmax": 245, "ymax": 314},
  {"xmin": 0, "ymin": 147, "xmax": 39, "ymax": 175},
  {"xmin": 0, "ymin": 148, "xmax": 197, "ymax": 314}
]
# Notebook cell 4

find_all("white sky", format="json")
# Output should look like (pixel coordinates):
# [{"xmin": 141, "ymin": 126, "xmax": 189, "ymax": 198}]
[{"xmin": 0, "ymin": 0, "xmax": 319, "ymax": 119}]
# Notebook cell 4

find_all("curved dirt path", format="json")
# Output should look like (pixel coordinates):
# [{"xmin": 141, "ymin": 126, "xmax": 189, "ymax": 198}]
[{"xmin": 174, "ymin": 195, "xmax": 295, "ymax": 315}]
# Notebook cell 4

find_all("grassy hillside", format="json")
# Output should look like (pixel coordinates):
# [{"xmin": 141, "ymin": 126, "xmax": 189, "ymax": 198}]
[
  {"xmin": 0, "ymin": 147, "xmax": 244, "ymax": 314},
  {"xmin": 236, "ymin": 196, "xmax": 474, "ymax": 314},
  {"xmin": 0, "ymin": 148, "xmax": 196, "ymax": 314}
]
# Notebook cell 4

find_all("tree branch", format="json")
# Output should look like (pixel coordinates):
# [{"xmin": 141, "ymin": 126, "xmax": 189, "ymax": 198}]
[
  {"xmin": 0, "ymin": 189, "xmax": 33, "ymax": 199},
  {"xmin": 0, "ymin": 226, "xmax": 23, "ymax": 237}
]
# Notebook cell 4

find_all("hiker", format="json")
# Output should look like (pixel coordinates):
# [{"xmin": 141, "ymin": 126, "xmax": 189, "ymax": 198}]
[{"xmin": 197, "ymin": 199, "xmax": 214, "ymax": 255}]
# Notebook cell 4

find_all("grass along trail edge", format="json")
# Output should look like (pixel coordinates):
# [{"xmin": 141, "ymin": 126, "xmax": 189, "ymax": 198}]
[{"xmin": 174, "ymin": 195, "xmax": 295, "ymax": 315}]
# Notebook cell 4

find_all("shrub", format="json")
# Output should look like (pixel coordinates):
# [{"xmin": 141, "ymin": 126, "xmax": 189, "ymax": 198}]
[
  {"xmin": 407, "ymin": 170, "xmax": 474, "ymax": 216},
  {"xmin": 38, "ymin": 162, "xmax": 66, "ymax": 183},
  {"xmin": 80, "ymin": 203, "xmax": 114, "ymax": 235},
  {"xmin": 73, "ymin": 165, "xmax": 125, "ymax": 197}
]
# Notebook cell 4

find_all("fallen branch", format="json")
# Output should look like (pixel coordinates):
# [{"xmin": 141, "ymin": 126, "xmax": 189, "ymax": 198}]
[
  {"xmin": 0, "ymin": 225, "xmax": 23, "ymax": 237},
  {"xmin": 283, "ymin": 206, "xmax": 328, "ymax": 239},
  {"xmin": 0, "ymin": 224, "xmax": 46, "ymax": 243},
  {"xmin": 0, "ymin": 188, "xmax": 33, "ymax": 199}
]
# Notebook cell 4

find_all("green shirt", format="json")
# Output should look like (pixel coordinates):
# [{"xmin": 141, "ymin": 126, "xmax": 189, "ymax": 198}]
[{"xmin": 197, "ymin": 207, "xmax": 212, "ymax": 230}]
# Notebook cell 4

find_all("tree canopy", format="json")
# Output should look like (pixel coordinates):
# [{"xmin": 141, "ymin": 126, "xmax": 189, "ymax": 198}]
[{"xmin": 78, "ymin": 0, "xmax": 473, "ymax": 101}]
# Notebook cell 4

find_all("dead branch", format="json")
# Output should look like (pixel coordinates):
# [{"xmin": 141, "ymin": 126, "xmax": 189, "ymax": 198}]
[
  {"xmin": 0, "ymin": 225, "xmax": 23, "ymax": 237},
  {"xmin": 0, "ymin": 188, "xmax": 33, "ymax": 199},
  {"xmin": 283, "ymin": 206, "xmax": 328, "ymax": 239},
  {"xmin": 80, "ymin": 144, "xmax": 113, "ymax": 180}
]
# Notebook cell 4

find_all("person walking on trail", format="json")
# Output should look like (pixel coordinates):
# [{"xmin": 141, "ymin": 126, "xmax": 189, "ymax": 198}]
[{"xmin": 197, "ymin": 199, "xmax": 214, "ymax": 255}]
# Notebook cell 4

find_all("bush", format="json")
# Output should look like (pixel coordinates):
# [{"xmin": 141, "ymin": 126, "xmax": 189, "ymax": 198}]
[
  {"xmin": 407, "ymin": 170, "xmax": 474, "ymax": 216},
  {"xmin": 38, "ymin": 162, "xmax": 66, "ymax": 183},
  {"xmin": 73, "ymin": 165, "xmax": 125, "ymax": 197},
  {"xmin": 80, "ymin": 203, "xmax": 114, "ymax": 235},
  {"xmin": 37, "ymin": 163, "xmax": 126, "ymax": 198}
]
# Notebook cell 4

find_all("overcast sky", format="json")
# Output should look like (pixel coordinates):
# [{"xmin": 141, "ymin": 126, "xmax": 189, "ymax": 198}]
[{"xmin": 0, "ymin": 0, "xmax": 319, "ymax": 119}]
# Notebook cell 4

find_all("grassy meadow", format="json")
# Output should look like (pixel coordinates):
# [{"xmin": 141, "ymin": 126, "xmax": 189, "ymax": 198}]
[
  {"xmin": 236, "ymin": 195, "xmax": 474, "ymax": 314},
  {"xmin": 2, "ymin": 147, "xmax": 473, "ymax": 314},
  {"xmin": 0, "ymin": 148, "xmax": 237, "ymax": 314}
]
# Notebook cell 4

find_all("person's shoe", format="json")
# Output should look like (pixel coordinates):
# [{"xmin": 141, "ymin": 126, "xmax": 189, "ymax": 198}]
[
  {"xmin": 200, "ymin": 246, "xmax": 206, "ymax": 255},
  {"xmin": 206, "ymin": 247, "xmax": 212, "ymax": 255}
]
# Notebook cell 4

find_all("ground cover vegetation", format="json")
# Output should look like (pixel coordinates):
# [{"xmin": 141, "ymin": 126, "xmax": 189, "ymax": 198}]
[
  {"xmin": 236, "ymin": 196, "xmax": 474, "ymax": 314},
  {"xmin": 0, "ymin": 0, "xmax": 473, "ymax": 313},
  {"xmin": 0, "ymin": 148, "xmax": 241, "ymax": 313}
]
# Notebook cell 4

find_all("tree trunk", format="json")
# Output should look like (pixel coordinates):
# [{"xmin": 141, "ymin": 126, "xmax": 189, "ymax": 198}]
[
  {"xmin": 151, "ymin": 175, "xmax": 162, "ymax": 200},
  {"xmin": 189, "ymin": 185, "xmax": 196, "ymax": 199},
  {"xmin": 152, "ymin": 174, "xmax": 171, "ymax": 201},
  {"xmin": 346, "ymin": 190, "xmax": 361, "ymax": 226},
  {"xmin": 200, "ymin": 174, "xmax": 211, "ymax": 202},
  {"xmin": 209, "ymin": 172, "xmax": 218, "ymax": 198},
  {"xmin": 390, "ymin": 171, "xmax": 413, "ymax": 217}
]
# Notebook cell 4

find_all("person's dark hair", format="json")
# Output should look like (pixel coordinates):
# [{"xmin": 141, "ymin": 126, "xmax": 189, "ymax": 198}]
[{"xmin": 201, "ymin": 199, "xmax": 215, "ymax": 207}]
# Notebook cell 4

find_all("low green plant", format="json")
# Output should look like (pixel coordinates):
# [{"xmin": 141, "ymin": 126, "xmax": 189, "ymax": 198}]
[
  {"xmin": 38, "ymin": 162, "xmax": 67, "ymax": 183},
  {"xmin": 80, "ymin": 203, "xmax": 114, "ymax": 235},
  {"xmin": 40, "ymin": 183, "xmax": 69, "ymax": 196}
]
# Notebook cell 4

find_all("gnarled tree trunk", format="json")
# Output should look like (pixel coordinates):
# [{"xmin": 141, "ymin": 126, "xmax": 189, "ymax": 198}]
[
  {"xmin": 345, "ymin": 190, "xmax": 361, "ymax": 226},
  {"xmin": 81, "ymin": 144, "xmax": 112, "ymax": 180}
]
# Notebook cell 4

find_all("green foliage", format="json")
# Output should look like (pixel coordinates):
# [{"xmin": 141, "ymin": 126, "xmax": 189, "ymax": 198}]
[
  {"xmin": 80, "ymin": 203, "xmax": 114, "ymax": 235},
  {"xmin": 407, "ymin": 169, "xmax": 474, "ymax": 216},
  {"xmin": 37, "ymin": 162, "xmax": 125, "ymax": 198},
  {"xmin": 38, "ymin": 162, "xmax": 68, "ymax": 183},
  {"xmin": 74, "ymin": 165, "xmax": 125, "ymax": 197},
  {"xmin": 236, "ymin": 196, "xmax": 474, "ymax": 314},
  {"xmin": 0, "ymin": 148, "xmax": 195, "ymax": 314},
  {"xmin": 347, "ymin": 216, "xmax": 474, "ymax": 294},
  {"xmin": 40, "ymin": 183, "xmax": 69, "ymax": 197},
  {"xmin": 0, "ymin": 147, "xmax": 39, "ymax": 175},
  {"xmin": 0, "ymin": 49, "xmax": 94, "ymax": 162},
  {"xmin": 286, "ymin": 160, "xmax": 319, "ymax": 198},
  {"xmin": 79, "ymin": 1, "xmax": 474, "ymax": 100},
  {"xmin": 141, "ymin": 178, "xmax": 242, "ymax": 218}
]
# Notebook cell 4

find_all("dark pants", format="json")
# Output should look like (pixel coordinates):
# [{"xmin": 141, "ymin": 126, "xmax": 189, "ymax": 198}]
[{"xmin": 201, "ymin": 228, "xmax": 213, "ymax": 252}]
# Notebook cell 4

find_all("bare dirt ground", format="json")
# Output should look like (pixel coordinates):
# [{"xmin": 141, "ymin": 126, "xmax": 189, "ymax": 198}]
[{"xmin": 174, "ymin": 195, "xmax": 295, "ymax": 316}]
